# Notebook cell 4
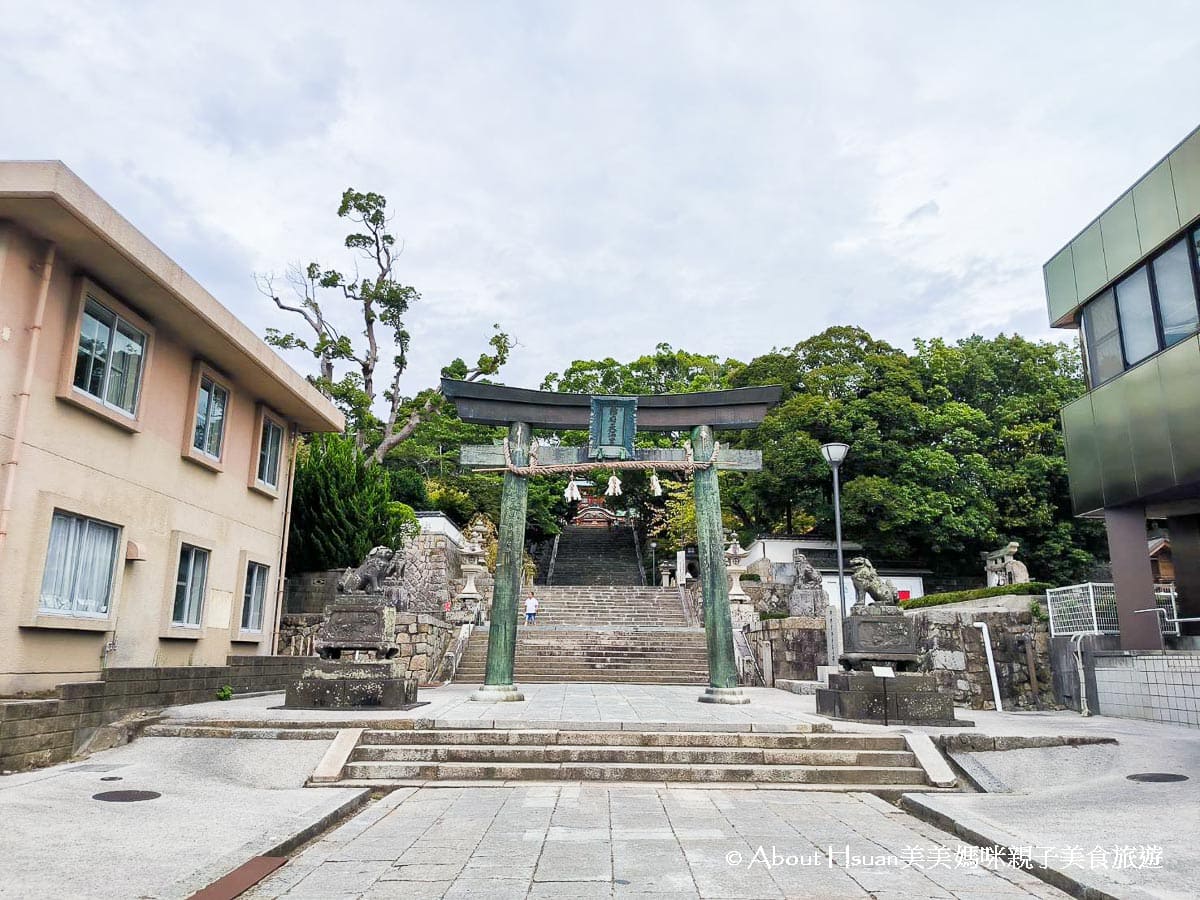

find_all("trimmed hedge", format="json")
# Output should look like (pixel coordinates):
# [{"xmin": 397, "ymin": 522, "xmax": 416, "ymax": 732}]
[{"xmin": 900, "ymin": 582, "xmax": 1051, "ymax": 610}]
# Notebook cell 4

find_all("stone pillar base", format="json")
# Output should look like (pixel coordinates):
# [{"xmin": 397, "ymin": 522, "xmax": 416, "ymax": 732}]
[
  {"xmin": 698, "ymin": 686, "xmax": 751, "ymax": 705},
  {"xmin": 469, "ymin": 684, "xmax": 526, "ymax": 702}
]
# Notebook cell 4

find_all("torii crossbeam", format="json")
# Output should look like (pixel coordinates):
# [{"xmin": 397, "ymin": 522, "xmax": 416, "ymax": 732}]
[{"xmin": 443, "ymin": 378, "xmax": 782, "ymax": 704}]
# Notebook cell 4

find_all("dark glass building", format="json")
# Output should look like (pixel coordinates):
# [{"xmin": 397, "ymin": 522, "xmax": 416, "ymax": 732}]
[{"xmin": 1045, "ymin": 124, "xmax": 1200, "ymax": 649}]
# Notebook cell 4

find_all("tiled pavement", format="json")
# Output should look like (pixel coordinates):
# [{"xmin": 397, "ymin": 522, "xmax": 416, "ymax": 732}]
[{"xmin": 247, "ymin": 786, "xmax": 1068, "ymax": 900}]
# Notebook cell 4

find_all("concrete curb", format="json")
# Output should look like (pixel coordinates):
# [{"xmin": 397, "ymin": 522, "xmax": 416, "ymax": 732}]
[
  {"xmin": 902, "ymin": 733, "xmax": 957, "ymax": 788},
  {"xmin": 310, "ymin": 728, "xmax": 363, "ymax": 784},
  {"xmin": 167, "ymin": 787, "xmax": 372, "ymax": 898},
  {"xmin": 900, "ymin": 792, "xmax": 1124, "ymax": 900}
]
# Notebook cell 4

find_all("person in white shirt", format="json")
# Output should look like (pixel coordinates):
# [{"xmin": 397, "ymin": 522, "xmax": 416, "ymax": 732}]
[{"xmin": 524, "ymin": 591, "xmax": 539, "ymax": 625}]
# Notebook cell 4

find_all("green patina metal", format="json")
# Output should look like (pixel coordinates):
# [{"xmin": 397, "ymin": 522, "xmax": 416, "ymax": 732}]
[
  {"xmin": 691, "ymin": 424, "xmax": 738, "ymax": 689},
  {"xmin": 483, "ymin": 421, "xmax": 530, "ymax": 687},
  {"xmin": 589, "ymin": 396, "xmax": 637, "ymax": 460},
  {"xmin": 445, "ymin": 380, "xmax": 780, "ymax": 698}
]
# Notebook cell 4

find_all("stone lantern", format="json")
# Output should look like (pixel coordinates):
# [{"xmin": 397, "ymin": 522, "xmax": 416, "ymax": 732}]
[
  {"xmin": 725, "ymin": 534, "xmax": 750, "ymax": 601},
  {"xmin": 456, "ymin": 523, "xmax": 487, "ymax": 605}
]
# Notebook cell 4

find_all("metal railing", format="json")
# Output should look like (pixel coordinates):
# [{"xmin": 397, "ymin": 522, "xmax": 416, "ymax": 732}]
[
  {"xmin": 1046, "ymin": 583, "xmax": 1179, "ymax": 637},
  {"xmin": 439, "ymin": 623, "xmax": 474, "ymax": 684}
]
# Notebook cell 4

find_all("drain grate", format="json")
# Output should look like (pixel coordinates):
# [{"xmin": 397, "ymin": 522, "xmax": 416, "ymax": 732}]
[
  {"xmin": 100, "ymin": 776, "xmax": 123, "ymax": 782},
  {"xmin": 1126, "ymin": 772, "xmax": 1189, "ymax": 783},
  {"xmin": 92, "ymin": 790, "xmax": 161, "ymax": 802}
]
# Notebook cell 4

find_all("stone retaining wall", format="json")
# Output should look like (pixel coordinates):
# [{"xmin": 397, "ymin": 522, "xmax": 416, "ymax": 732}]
[
  {"xmin": 394, "ymin": 613, "xmax": 454, "ymax": 683},
  {"xmin": 0, "ymin": 656, "xmax": 308, "ymax": 772},
  {"xmin": 907, "ymin": 605, "xmax": 1053, "ymax": 710},
  {"xmin": 746, "ymin": 616, "xmax": 828, "ymax": 681},
  {"xmin": 277, "ymin": 614, "xmax": 323, "ymax": 656}
]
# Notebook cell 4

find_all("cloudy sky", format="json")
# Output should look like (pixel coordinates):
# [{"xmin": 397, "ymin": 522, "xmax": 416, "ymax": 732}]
[{"xmin": 5, "ymin": 2, "xmax": 1200, "ymax": 397}]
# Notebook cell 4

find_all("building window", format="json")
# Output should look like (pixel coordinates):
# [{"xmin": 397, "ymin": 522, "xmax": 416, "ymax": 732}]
[
  {"xmin": 1079, "ymin": 227, "xmax": 1200, "ymax": 386},
  {"xmin": 1082, "ymin": 290, "xmax": 1123, "ymax": 385},
  {"xmin": 38, "ymin": 511, "xmax": 120, "ymax": 617},
  {"xmin": 1152, "ymin": 239, "xmax": 1199, "ymax": 346},
  {"xmin": 192, "ymin": 375, "xmax": 229, "ymax": 459},
  {"xmin": 173, "ymin": 544, "xmax": 209, "ymax": 626},
  {"xmin": 242, "ymin": 562, "xmax": 269, "ymax": 631},
  {"xmin": 1115, "ymin": 267, "xmax": 1157, "ymax": 366},
  {"xmin": 73, "ymin": 297, "xmax": 146, "ymax": 416},
  {"xmin": 257, "ymin": 418, "xmax": 284, "ymax": 488}
]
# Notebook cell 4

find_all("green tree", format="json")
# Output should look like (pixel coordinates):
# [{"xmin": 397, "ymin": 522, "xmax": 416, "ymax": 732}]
[
  {"xmin": 286, "ymin": 433, "xmax": 416, "ymax": 573},
  {"xmin": 257, "ymin": 188, "xmax": 512, "ymax": 461}
]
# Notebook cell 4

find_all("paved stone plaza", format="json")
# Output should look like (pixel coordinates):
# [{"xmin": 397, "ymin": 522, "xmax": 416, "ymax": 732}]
[
  {"xmin": 246, "ymin": 785, "xmax": 1068, "ymax": 900},
  {"xmin": 3, "ymin": 683, "xmax": 1197, "ymax": 898}
]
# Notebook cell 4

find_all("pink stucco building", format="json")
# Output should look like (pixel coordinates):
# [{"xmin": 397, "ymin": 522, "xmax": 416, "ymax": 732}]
[{"xmin": 0, "ymin": 162, "xmax": 343, "ymax": 693}]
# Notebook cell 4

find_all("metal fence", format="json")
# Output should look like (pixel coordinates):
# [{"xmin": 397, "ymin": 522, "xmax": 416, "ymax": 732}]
[{"xmin": 1046, "ymin": 583, "xmax": 1179, "ymax": 637}]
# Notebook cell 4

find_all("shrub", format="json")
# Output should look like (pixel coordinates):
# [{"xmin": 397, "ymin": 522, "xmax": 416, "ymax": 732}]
[
  {"xmin": 900, "ymin": 582, "xmax": 1052, "ymax": 610},
  {"xmin": 215, "ymin": 685, "xmax": 234, "ymax": 701},
  {"xmin": 287, "ymin": 433, "xmax": 409, "ymax": 573}
]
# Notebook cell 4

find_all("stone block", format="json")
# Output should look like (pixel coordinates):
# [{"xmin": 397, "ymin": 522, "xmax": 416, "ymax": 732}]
[
  {"xmin": 930, "ymin": 649, "xmax": 967, "ymax": 671},
  {"xmin": 285, "ymin": 660, "xmax": 419, "ymax": 709}
]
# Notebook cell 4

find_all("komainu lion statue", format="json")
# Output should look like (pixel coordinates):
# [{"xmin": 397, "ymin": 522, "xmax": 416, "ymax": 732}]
[
  {"xmin": 848, "ymin": 556, "xmax": 899, "ymax": 607},
  {"xmin": 338, "ymin": 546, "xmax": 402, "ymax": 593}
]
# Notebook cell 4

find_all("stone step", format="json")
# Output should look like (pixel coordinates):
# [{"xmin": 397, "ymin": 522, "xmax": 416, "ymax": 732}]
[
  {"xmin": 342, "ymin": 759, "xmax": 930, "ymax": 785},
  {"xmin": 451, "ymin": 674, "xmax": 709, "ymax": 684},
  {"xmin": 354, "ymin": 744, "xmax": 917, "ymax": 767},
  {"xmin": 357, "ymin": 729, "xmax": 906, "ymax": 750}
]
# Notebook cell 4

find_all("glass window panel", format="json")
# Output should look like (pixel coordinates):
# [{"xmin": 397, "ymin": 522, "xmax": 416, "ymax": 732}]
[
  {"xmin": 39, "ymin": 511, "xmax": 118, "ymax": 616},
  {"xmin": 242, "ymin": 563, "xmax": 268, "ymax": 631},
  {"xmin": 105, "ymin": 320, "xmax": 145, "ymax": 414},
  {"xmin": 73, "ymin": 301, "xmax": 113, "ymax": 399},
  {"xmin": 258, "ymin": 419, "xmax": 283, "ymax": 486},
  {"xmin": 74, "ymin": 520, "xmax": 118, "ymax": 614},
  {"xmin": 1154, "ymin": 240, "xmax": 1199, "ymax": 346},
  {"xmin": 1082, "ymin": 290, "xmax": 1123, "ymax": 385},
  {"xmin": 1115, "ymin": 267, "xmax": 1159, "ymax": 365},
  {"xmin": 173, "ymin": 544, "xmax": 208, "ymax": 625},
  {"xmin": 40, "ymin": 512, "xmax": 80, "ymax": 612},
  {"xmin": 194, "ymin": 378, "xmax": 212, "ymax": 452},
  {"xmin": 205, "ymin": 385, "xmax": 228, "ymax": 458}
]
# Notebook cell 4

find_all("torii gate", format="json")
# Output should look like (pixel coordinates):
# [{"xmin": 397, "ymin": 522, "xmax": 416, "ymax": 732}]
[{"xmin": 443, "ymin": 378, "xmax": 781, "ymax": 705}]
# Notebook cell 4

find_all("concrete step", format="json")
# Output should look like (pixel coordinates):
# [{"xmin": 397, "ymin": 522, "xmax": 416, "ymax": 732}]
[
  {"xmin": 354, "ymin": 744, "xmax": 918, "ymax": 767},
  {"xmin": 342, "ymin": 759, "xmax": 929, "ymax": 785},
  {"xmin": 357, "ymin": 729, "xmax": 907, "ymax": 750}
]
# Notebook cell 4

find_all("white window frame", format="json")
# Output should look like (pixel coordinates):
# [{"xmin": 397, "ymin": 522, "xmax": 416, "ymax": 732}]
[
  {"xmin": 38, "ymin": 510, "xmax": 121, "ymax": 619},
  {"xmin": 172, "ymin": 543, "xmax": 209, "ymax": 627},
  {"xmin": 71, "ymin": 294, "xmax": 148, "ymax": 419},
  {"xmin": 257, "ymin": 416, "xmax": 284, "ymax": 489},
  {"xmin": 241, "ymin": 561, "xmax": 270, "ymax": 632},
  {"xmin": 193, "ymin": 374, "xmax": 230, "ymax": 460}
]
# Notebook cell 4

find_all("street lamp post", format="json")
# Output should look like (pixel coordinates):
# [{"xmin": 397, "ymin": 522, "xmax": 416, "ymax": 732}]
[
  {"xmin": 820, "ymin": 442, "xmax": 850, "ymax": 666},
  {"xmin": 649, "ymin": 540, "xmax": 657, "ymax": 583}
]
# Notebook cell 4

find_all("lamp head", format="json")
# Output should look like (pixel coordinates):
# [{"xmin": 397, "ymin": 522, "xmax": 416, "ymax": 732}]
[{"xmin": 820, "ymin": 442, "xmax": 850, "ymax": 468}]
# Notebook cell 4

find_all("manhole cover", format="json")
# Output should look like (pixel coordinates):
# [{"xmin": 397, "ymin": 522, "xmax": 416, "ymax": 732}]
[
  {"xmin": 92, "ymin": 790, "xmax": 161, "ymax": 802},
  {"xmin": 1126, "ymin": 773, "xmax": 1189, "ymax": 783},
  {"xmin": 100, "ymin": 776, "xmax": 123, "ymax": 782}
]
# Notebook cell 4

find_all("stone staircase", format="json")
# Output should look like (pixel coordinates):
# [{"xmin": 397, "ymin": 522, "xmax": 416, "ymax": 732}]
[
  {"xmin": 141, "ymin": 719, "xmax": 948, "ymax": 795},
  {"xmin": 455, "ymin": 583, "xmax": 706, "ymax": 684},
  {"xmin": 513, "ymin": 586, "xmax": 689, "ymax": 627},
  {"xmin": 547, "ymin": 525, "xmax": 643, "ymax": 585},
  {"xmin": 338, "ymin": 725, "xmax": 934, "ymax": 792},
  {"xmin": 454, "ymin": 627, "xmax": 708, "ymax": 684}
]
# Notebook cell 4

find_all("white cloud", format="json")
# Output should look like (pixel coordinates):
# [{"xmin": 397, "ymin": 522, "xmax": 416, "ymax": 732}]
[{"xmin": 3, "ymin": 0, "xmax": 1198, "ymax": 401}]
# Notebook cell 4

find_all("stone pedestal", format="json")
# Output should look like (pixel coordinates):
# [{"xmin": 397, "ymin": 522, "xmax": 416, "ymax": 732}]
[
  {"xmin": 729, "ymin": 600, "xmax": 758, "ymax": 632},
  {"xmin": 698, "ymin": 686, "xmax": 750, "ymax": 705},
  {"xmin": 839, "ymin": 609, "xmax": 920, "ymax": 670},
  {"xmin": 815, "ymin": 672, "xmax": 966, "ymax": 726},
  {"xmin": 286, "ymin": 660, "xmax": 419, "ymax": 709},
  {"xmin": 469, "ymin": 683, "xmax": 525, "ymax": 702}
]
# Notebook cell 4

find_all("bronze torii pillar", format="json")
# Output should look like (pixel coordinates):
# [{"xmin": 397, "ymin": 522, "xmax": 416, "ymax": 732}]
[{"xmin": 444, "ymin": 379, "xmax": 781, "ymax": 704}]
